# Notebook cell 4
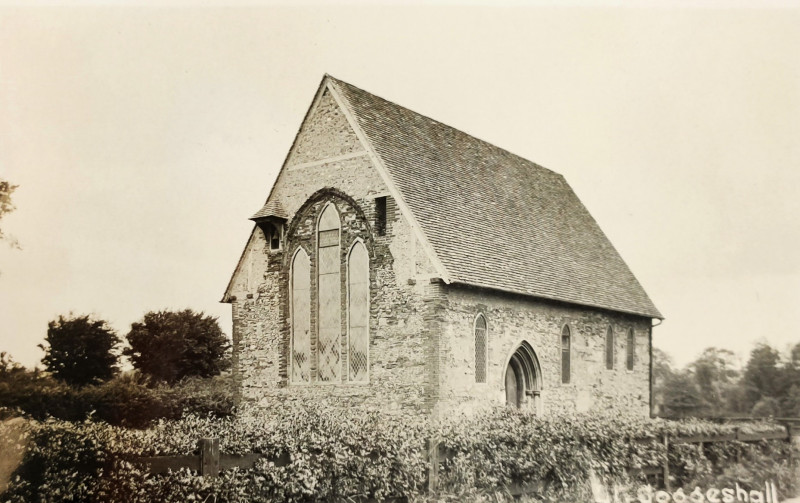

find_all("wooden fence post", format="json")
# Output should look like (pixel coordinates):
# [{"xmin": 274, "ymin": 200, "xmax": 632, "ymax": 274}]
[
  {"xmin": 428, "ymin": 438, "xmax": 439, "ymax": 493},
  {"xmin": 662, "ymin": 433, "xmax": 670, "ymax": 492},
  {"xmin": 199, "ymin": 438, "xmax": 220, "ymax": 478},
  {"xmin": 734, "ymin": 427, "xmax": 742, "ymax": 464},
  {"xmin": 789, "ymin": 424, "xmax": 800, "ymax": 497}
]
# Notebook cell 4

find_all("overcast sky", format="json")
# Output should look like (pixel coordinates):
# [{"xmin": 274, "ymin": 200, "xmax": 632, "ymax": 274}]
[{"xmin": 1, "ymin": 1, "xmax": 798, "ymax": 369}]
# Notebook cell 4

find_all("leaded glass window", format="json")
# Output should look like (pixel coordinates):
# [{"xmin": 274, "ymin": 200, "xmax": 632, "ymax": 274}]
[
  {"xmin": 626, "ymin": 329, "xmax": 635, "ymax": 370},
  {"xmin": 317, "ymin": 204, "xmax": 341, "ymax": 382},
  {"xmin": 291, "ymin": 249, "xmax": 311, "ymax": 383},
  {"xmin": 605, "ymin": 326, "xmax": 614, "ymax": 370},
  {"xmin": 348, "ymin": 242, "xmax": 369, "ymax": 381},
  {"xmin": 561, "ymin": 325, "xmax": 571, "ymax": 384},
  {"xmin": 474, "ymin": 314, "xmax": 487, "ymax": 383}
]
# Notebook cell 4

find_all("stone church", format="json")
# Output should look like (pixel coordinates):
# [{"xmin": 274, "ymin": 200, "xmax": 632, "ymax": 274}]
[{"xmin": 222, "ymin": 75, "xmax": 662, "ymax": 417}]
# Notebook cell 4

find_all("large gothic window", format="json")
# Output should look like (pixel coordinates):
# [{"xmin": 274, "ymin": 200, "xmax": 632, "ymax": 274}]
[
  {"xmin": 348, "ymin": 241, "xmax": 369, "ymax": 381},
  {"xmin": 289, "ymin": 198, "xmax": 372, "ymax": 385},
  {"xmin": 474, "ymin": 314, "xmax": 487, "ymax": 383},
  {"xmin": 317, "ymin": 203, "xmax": 341, "ymax": 382},
  {"xmin": 290, "ymin": 249, "xmax": 311, "ymax": 383}
]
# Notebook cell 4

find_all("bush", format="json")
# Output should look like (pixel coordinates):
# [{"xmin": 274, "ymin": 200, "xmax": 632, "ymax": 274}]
[
  {"xmin": 436, "ymin": 409, "xmax": 798, "ymax": 502},
  {"xmin": 2, "ymin": 406, "xmax": 797, "ymax": 502},
  {"xmin": 151, "ymin": 374, "xmax": 235, "ymax": 420},
  {"xmin": 2, "ymin": 402, "xmax": 428, "ymax": 502},
  {"xmin": 0, "ymin": 372, "xmax": 234, "ymax": 428},
  {"xmin": 1, "ymin": 418, "xmax": 115, "ymax": 503}
]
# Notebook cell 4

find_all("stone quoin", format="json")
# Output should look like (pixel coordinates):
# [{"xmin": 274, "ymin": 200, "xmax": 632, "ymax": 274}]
[{"xmin": 222, "ymin": 75, "xmax": 663, "ymax": 418}]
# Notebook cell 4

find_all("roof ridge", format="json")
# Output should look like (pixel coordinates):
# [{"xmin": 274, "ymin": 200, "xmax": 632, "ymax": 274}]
[{"xmin": 326, "ymin": 75, "xmax": 558, "ymax": 178}]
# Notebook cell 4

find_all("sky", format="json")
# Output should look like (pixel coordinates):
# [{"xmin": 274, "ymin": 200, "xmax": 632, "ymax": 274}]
[{"xmin": 0, "ymin": 1, "xmax": 798, "ymax": 369}]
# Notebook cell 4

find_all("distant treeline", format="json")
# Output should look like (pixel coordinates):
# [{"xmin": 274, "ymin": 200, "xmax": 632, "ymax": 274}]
[{"xmin": 653, "ymin": 342, "xmax": 800, "ymax": 418}]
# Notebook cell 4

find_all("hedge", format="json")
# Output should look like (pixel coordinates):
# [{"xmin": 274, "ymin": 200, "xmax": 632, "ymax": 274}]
[
  {"xmin": 436, "ymin": 408, "xmax": 798, "ymax": 501},
  {"xmin": 0, "ymin": 373, "xmax": 234, "ymax": 428},
  {"xmin": 1, "ymin": 404, "xmax": 797, "ymax": 503}
]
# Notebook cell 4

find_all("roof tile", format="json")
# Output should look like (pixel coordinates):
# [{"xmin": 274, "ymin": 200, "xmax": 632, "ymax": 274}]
[{"xmin": 329, "ymin": 76, "xmax": 662, "ymax": 319}]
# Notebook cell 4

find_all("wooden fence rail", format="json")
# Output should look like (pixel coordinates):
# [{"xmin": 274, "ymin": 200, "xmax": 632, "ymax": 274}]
[
  {"xmin": 131, "ymin": 438, "xmax": 291, "ymax": 477},
  {"xmin": 130, "ymin": 423, "xmax": 799, "ymax": 496}
]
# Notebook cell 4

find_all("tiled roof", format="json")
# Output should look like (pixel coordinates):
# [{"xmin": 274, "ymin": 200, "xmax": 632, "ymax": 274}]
[
  {"xmin": 251, "ymin": 200, "xmax": 289, "ymax": 221},
  {"xmin": 329, "ymin": 77, "xmax": 662, "ymax": 319}
]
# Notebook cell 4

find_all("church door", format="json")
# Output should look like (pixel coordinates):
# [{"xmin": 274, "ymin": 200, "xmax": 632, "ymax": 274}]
[
  {"xmin": 504, "ymin": 341, "xmax": 542, "ymax": 410},
  {"xmin": 505, "ymin": 363, "xmax": 521, "ymax": 408}
]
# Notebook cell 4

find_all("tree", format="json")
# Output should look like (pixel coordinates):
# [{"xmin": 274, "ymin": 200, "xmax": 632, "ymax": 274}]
[
  {"xmin": 0, "ymin": 178, "xmax": 20, "ymax": 249},
  {"xmin": 780, "ymin": 385, "xmax": 800, "ymax": 417},
  {"xmin": 652, "ymin": 347, "xmax": 675, "ymax": 385},
  {"xmin": 740, "ymin": 343, "xmax": 784, "ymax": 410},
  {"xmin": 39, "ymin": 314, "xmax": 120, "ymax": 386},
  {"xmin": 651, "ymin": 348, "xmax": 677, "ymax": 416},
  {"xmin": 751, "ymin": 396, "xmax": 780, "ymax": 417},
  {"xmin": 782, "ymin": 342, "xmax": 800, "ymax": 394},
  {"xmin": 124, "ymin": 309, "xmax": 230, "ymax": 384},
  {"xmin": 661, "ymin": 371, "xmax": 705, "ymax": 418},
  {"xmin": 0, "ymin": 351, "xmax": 25, "ymax": 379},
  {"xmin": 687, "ymin": 347, "xmax": 740, "ymax": 414}
]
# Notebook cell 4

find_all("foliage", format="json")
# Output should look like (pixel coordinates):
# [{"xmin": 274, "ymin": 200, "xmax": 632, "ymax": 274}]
[
  {"xmin": 1, "ymin": 418, "xmax": 115, "ymax": 503},
  {"xmin": 124, "ymin": 309, "xmax": 230, "ymax": 384},
  {"xmin": 751, "ymin": 396, "xmax": 780, "ymax": 418},
  {"xmin": 652, "ymin": 348, "xmax": 675, "ymax": 385},
  {"xmin": 659, "ymin": 371, "xmax": 705, "ymax": 418},
  {"xmin": 39, "ymin": 314, "xmax": 120, "ymax": 386},
  {"xmin": 3, "ymin": 405, "xmax": 796, "ymax": 503},
  {"xmin": 0, "ymin": 370, "xmax": 234, "ymax": 428},
  {"xmin": 0, "ymin": 352, "xmax": 25, "ymax": 378},
  {"xmin": 741, "ymin": 343, "xmax": 785, "ymax": 410},
  {"xmin": 0, "ymin": 177, "xmax": 19, "ymax": 249},
  {"xmin": 781, "ymin": 385, "xmax": 800, "ymax": 417},
  {"xmin": 655, "ymin": 341, "xmax": 800, "ymax": 418},
  {"xmin": 689, "ymin": 348, "xmax": 740, "ymax": 412},
  {"xmin": 2, "ymin": 402, "xmax": 429, "ymax": 502},
  {"xmin": 436, "ymin": 409, "xmax": 797, "ymax": 502}
]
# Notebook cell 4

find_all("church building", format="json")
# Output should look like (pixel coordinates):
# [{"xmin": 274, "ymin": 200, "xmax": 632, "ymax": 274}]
[{"xmin": 222, "ymin": 75, "xmax": 662, "ymax": 417}]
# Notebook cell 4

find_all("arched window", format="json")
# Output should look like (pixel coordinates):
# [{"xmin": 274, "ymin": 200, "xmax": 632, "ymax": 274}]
[
  {"xmin": 317, "ymin": 204, "xmax": 341, "ymax": 382},
  {"xmin": 605, "ymin": 326, "xmax": 614, "ymax": 370},
  {"xmin": 348, "ymin": 241, "xmax": 369, "ymax": 382},
  {"xmin": 290, "ymin": 249, "xmax": 311, "ymax": 383},
  {"xmin": 561, "ymin": 325, "xmax": 571, "ymax": 384},
  {"xmin": 474, "ymin": 314, "xmax": 487, "ymax": 383},
  {"xmin": 626, "ymin": 328, "xmax": 635, "ymax": 370}
]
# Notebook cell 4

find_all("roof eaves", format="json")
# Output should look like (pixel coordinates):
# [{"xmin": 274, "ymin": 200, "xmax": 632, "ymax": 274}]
[{"xmin": 449, "ymin": 279, "xmax": 664, "ymax": 320}]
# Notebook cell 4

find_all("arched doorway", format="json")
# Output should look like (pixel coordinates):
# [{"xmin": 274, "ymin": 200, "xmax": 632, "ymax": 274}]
[{"xmin": 504, "ymin": 341, "xmax": 542, "ymax": 411}]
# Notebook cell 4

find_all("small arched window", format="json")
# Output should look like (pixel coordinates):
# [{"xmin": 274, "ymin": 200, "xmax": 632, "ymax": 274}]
[
  {"xmin": 561, "ymin": 325, "xmax": 571, "ymax": 384},
  {"xmin": 605, "ymin": 326, "xmax": 614, "ymax": 370},
  {"xmin": 347, "ymin": 241, "xmax": 369, "ymax": 382},
  {"xmin": 317, "ymin": 203, "xmax": 341, "ymax": 382},
  {"xmin": 626, "ymin": 328, "xmax": 635, "ymax": 370},
  {"xmin": 290, "ymin": 249, "xmax": 311, "ymax": 383},
  {"xmin": 474, "ymin": 314, "xmax": 487, "ymax": 383}
]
